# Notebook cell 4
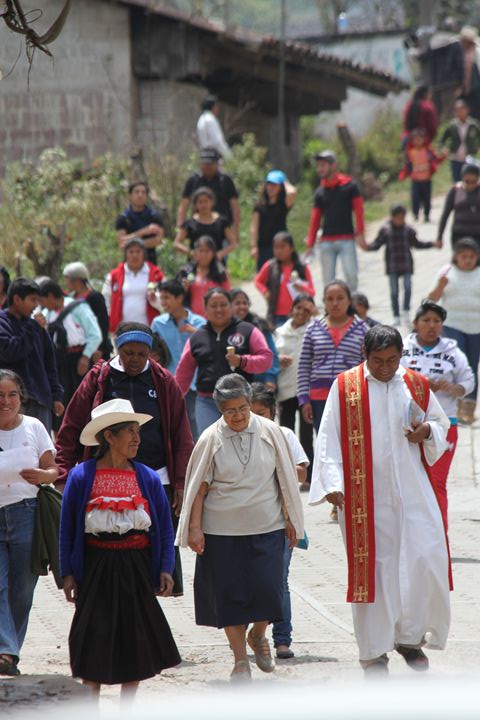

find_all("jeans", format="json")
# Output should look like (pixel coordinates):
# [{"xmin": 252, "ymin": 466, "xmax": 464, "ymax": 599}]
[
  {"xmin": 388, "ymin": 273, "xmax": 412, "ymax": 317},
  {"xmin": 443, "ymin": 326, "xmax": 480, "ymax": 400},
  {"xmin": 0, "ymin": 498, "xmax": 38, "ymax": 659},
  {"xmin": 278, "ymin": 396, "xmax": 313, "ymax": 481},
  {"xmin": 320, "ymin": 240, "xmax": 358, "ymax": 290},
  {"xmin": 185, "ymin": 389, "xmax": 199, "ymax": 441},
  {"xmin": 312, "ymin": 399, "xmax": 327, "ymax": 433},
  {"xmin": 411, "ymin": 180, "xmax": 431, "ymax": 220},
  {"xmin": 272, "ymin": 540, "xmax": 293, "ymax": 647},
  {"xmin": 195, "ymin": 395, "xmax": 221, "ymax": 436},
  {"xmin": 450, "ymin": 160, "xmax": 464, "ymax": 183}
]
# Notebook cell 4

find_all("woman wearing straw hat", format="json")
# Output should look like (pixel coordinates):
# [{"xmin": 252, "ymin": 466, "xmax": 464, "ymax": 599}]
[{"xmin": 60, "ymin": 398, "xmax": 181, "ymax": 701}]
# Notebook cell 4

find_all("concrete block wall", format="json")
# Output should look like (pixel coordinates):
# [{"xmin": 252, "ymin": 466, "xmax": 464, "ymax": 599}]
[{"xmin": 0, "ymin": 0, "xmax": 133, "ymax": 174}]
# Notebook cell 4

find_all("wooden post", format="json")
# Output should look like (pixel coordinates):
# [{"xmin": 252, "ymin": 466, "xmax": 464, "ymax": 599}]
[{"xmin": 336, "ymin": 122, "xmax": 361, "ymax": 181}]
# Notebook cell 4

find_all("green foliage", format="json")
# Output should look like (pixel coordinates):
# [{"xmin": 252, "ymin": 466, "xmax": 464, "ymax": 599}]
[{"xmin": 356, "ymin": 109, "xmax": 404, "ymax": 184}]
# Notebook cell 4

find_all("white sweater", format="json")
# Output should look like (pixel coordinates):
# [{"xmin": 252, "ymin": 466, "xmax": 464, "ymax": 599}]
[
  {"xmin": 401, "ymin": 333, "xmax": 475, "ymax": 418},
  {"xmin": 434, "ymin": 264, "xmax": 480, "ymax": 334}
]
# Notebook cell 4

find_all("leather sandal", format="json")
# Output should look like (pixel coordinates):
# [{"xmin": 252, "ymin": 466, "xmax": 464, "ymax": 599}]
[
  {"xmin": 230, "ymin": 659, "xmax": 251, "ymax": 682},
  {"xmin": 247, "ymin": 629, "xmax": 275, "ymax": 673},
  {"xmin": 396, "ymin": 645, "xmax": 429, "ymax": 671},
  {"xmin": 0, "ymin": 654, "xmax": 20, "ymax": 676}
]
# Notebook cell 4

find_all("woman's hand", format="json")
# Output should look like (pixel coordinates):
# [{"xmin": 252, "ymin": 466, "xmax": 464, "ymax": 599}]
[
  {"xmin": 63, "ymin": 575, "xmax": 78, "ymax": 603},
  {"xmin": 285, "ymin": 520, "xmax": 297, "ymax": 549},
  {"xmin": 326, "ymin": 491, "xmax": 344, "ymax": 510},
  {"xmin": 301, "ymin": 402, "xmax": 313, "ymax": 425},
  {"xmin": 77, "ymin": 355, "xmax": 90, "ymax": 377},
  {"xmin": 53, "ymin": 400, "xmax": 65, "ymax": 417},
  {"xmin": 157, "ymin": 573, "xmax": 174, "ymax": 597},
  {"xmin": 279, "ymin": 354, "xmax": 293, "ymax": 369},
  {"xmin": 172, "ymin": 488, "xmax": 184, "ymax": 517},
  {"xmin": 188, "ymin": 526, "xmax": 205, "ymax": 555},
  {"xmin": 225, "ymin": 351, "xmax": 241, "ymax": 368},
  {"xmin": 19, "ymin": 468, "xmax": 48, "ymax": 485}
]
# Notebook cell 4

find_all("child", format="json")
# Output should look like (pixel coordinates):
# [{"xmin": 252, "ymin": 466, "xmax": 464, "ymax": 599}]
[
  {"xmin": 173, "ymin": 186, "xmax": 235, "ymax": 263},
  {"xmin": 365, "ymin": 204, "xmax": 440, "ymax": 326},
  {"xmin": 351, "ymin": 291, "xmax": 380, "ymax": 327},
  {"xmin": 176, "ymin": 235, "xmax": 231, "ymax": 317},
  {"xmin": 399, "ymin": 128, "xmax": 445, "ymax": 222},
  {"xmin": 254, "ymin": 232, "xmax": 315, "ymax": 327}
]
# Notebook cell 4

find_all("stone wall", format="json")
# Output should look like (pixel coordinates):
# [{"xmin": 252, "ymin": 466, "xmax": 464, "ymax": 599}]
[{"xmin": 0, "ymin": 0, "xmax": 133, "ymax": 174}]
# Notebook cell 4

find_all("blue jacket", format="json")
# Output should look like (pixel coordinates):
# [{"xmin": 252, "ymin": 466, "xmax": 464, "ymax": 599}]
[
  {"xmin": 59, "ymin": 459, "xmax": 174, "ymax": 587},
  {"xmin": 151, "ymin": 310, "xmax": 206, "ymax": 375},
  {"xmin": 0, "ymin": 309, "xmax": 63, "ymax": 407}
]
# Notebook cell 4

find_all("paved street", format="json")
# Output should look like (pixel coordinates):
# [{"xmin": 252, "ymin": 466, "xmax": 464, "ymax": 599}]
[{"xmin": 21, "ymin": 193, "xmax": 480, "ymax": 708}]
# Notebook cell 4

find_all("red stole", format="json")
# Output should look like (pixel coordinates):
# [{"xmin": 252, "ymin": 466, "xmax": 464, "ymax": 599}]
[{"xmin": 338, "ymin": 363, "xmax": 453, "ymax": 604}]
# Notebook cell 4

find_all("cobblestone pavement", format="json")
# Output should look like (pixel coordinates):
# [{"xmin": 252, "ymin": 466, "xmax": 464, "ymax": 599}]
[{"xmin": 19, "ymin": 194, "xmax": 480, "ymax": 708}]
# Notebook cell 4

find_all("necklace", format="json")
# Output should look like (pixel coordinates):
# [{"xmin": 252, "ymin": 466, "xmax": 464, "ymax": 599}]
[{"xmin": 230, "ymin": 434, "xmax": 252, "ymax": 471}]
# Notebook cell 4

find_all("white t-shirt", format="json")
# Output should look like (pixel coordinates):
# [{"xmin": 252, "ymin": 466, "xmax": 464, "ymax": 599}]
[
  {"xmin": 0, "ymin": 415, "xmax": 55, "ymax": 508},
  {"xmin": 434, "ymin": 264, "xmax": 480, "ymax": 333},
  {"xmin": 122, "ymin": 263, "xmax": 150, "ymax": 325},
  {"xmin": 281, "ymin": 426, "xmax": 310, "ymax": 466}
]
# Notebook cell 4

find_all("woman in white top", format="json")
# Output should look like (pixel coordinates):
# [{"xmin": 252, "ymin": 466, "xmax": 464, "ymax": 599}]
[
  {"xmin": 177, "ymin": 374, "xmax": 304, "ymax": 683},
  {"xmin": 401, "ymin": 301, "xmax": 475, "ymax": 529},
  {"xmin": 0, "ymin": 370, "xmax": 58, "ymax": 676},
  {"xmin": 275, "ymin": 293, "xmax": 316, "ymax": 488},
  {"xmin": 429, "ymin": 237, "xmax": 480, "ymax": 423}
]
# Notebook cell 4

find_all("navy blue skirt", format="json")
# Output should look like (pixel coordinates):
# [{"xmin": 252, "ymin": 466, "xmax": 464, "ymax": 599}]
[{"xmin": 194, "ymin": 529, "xmax": 285, "ymax": 629}]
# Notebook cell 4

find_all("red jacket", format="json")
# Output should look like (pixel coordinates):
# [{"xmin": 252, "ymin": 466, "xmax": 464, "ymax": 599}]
[
  {"xmin": 109, "ymin": 261, "xmax": 164, "ymax": 333},
  {"xmin": 54, "ymin": 358, "xmax": 193, "ymax": 489}
]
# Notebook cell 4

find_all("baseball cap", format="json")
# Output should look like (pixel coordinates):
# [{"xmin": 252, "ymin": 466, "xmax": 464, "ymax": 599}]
[
  {"xmin": 266, "ymin": 170, "xmax": 286, "ymax": 184},
  {"xmin": 200, "ymin": 147, "xmax": 220, "ymax": 163},
  {"xmin": 315, "ymin": 150, "xmax": 337, "ymax": 163}
]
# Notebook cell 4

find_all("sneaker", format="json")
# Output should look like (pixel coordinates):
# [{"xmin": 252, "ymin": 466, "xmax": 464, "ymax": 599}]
[{"xmin": 393, "ymin": 316, "xmax": 401, "ymax": 326}]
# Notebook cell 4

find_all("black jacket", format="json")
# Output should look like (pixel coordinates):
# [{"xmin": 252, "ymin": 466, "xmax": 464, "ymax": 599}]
[{"xmin": 189, "ymin": 319, "xmax": 255, "ymax": 393}]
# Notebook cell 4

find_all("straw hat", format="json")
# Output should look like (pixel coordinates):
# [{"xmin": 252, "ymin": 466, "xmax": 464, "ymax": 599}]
[
  {"xmin": 460, "ymin": 26, "xmax": 479, "ymax": 43},
  {"xmin": 80, "ymin": 399, "xmax": 152, "ymax": 446}
]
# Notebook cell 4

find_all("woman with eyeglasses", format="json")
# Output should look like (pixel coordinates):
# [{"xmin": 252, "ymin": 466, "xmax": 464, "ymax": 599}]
[{"xmin": 177, "ymin": 374, "xmax": 304, "ymax": 683}]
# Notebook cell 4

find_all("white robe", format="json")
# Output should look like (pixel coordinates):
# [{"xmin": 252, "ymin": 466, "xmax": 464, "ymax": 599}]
[{"xmin": 309, "ymin": 364, "xmax": 451, "ymax": 661}]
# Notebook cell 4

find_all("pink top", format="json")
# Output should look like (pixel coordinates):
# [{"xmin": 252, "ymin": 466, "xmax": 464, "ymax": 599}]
[
  {"xmin": 175, "ymin": 325, "xmax": 272, "ymax": 396},
  {"xmin": 254, "ymin": 262, "xmax": 315, "ymax": 316},
  {"xmin": 189, "ymin": 274, "xmax": 231, "ymax": 317}
]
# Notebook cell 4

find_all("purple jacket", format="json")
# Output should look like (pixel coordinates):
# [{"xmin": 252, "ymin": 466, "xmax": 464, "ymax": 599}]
[{"xmin": 297, "ymin": 316, "xmax": 368, "ymax": 405}]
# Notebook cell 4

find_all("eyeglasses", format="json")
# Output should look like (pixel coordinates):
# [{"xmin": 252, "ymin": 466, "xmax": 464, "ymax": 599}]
[{"xmin": 222, "ymin": 405, "xmax": 250, "ymax": 418}]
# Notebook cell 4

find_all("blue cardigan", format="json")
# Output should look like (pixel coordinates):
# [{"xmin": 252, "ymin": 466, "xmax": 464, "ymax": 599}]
[{"xmin": 59, "ymin": 459, "xmax": 174, "ymax": 588}]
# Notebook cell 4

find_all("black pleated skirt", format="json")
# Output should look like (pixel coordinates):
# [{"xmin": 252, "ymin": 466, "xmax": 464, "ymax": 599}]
[
  {"xmin": 194, "ymin": 529, "xmax": 285, "ymax": 629},
  {"xmin": 69, "ymin": 545, "xmax": 181, "ymax": 685}
]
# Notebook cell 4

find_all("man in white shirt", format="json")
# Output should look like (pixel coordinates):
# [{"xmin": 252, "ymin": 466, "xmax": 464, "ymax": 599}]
[
  {"xmin": 309, "ymin": 325, "xmax": 451, "ymax": 675},
  {"xmin": 196, "ymin": 95, "xmax": 232, "ymax": 160}
]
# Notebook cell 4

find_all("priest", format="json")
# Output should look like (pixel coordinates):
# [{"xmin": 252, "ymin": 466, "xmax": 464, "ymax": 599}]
[{"xmin": 309, "ymin": 325, "xmax": 451, "ymax": 675}]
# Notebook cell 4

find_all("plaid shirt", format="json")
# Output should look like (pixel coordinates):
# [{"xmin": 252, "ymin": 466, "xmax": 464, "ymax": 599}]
[{"xmin": 367, "ymin": 221, "xmax": 433, "ymax": 275}]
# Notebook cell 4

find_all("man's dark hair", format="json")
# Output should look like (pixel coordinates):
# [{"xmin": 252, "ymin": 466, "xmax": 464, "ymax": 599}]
[
  {"xmin": 7, "ymin": 277, "xmax": 40, "ymax": 306},
  {"xmin": 202, "ymin": 94, "xmax": 218, "ymax": 111},
  {"xmin": 390, "ymin": 203, "xmax": 407, "ymax": 216},
  {"xmin": 461, "ymin": 162, "xmax": 480, "ymax": 178},
  {"xmin": 128, "ymin": 181, "xmax": 149, "ymax": 195},
  {"xmin": 38, "ymin": 279, "xmax": 64, "ymax": 299},
  {"xmin": 364, "ymin": 325, "xmax": 403, "ymax": 356},
  {"xmin": 116, "ymin": 321, "xmax": 153, "ymax": 338},
  {"xmin": 351, "ymin": 291, "xmax": 370, "ymax": 310},
  {"xmin": 159, "ymin": 279, "xmax": 186, "ymax": 299}
]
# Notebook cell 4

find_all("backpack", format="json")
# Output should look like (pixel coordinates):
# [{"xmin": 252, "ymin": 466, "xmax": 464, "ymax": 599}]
[{"xmin": 47, "ymin": 299, "xmax": 85, "ymax": 352}]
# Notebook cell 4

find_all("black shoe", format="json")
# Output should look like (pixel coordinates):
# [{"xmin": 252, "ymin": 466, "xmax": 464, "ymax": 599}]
[{"xmin": 396, "ymin": 645, "xmax": 429, "ymax": 671}]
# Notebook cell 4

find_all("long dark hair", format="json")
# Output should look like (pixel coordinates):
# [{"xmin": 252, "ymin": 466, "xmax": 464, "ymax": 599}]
[
  {"xmin": 272, "ymin": 232, "xmax": 305, "ymax": 277},
  {"xmin": 230, "ymin": 288, "xmax": 273, "ymax": 333},
  {"xmin": 259, "ymin": 182, "xmax": 286, "ymax": 208},
  {"xmin": 179, "ymin": 236, "xmax": 228, "ymax": 296},
  {"xmin": 405, "ymin": 84, "xmax": 430, "ymax": 132},
  {"xmin": 323, "ymin": 279, "xmax": 356, "ymax": 317}
]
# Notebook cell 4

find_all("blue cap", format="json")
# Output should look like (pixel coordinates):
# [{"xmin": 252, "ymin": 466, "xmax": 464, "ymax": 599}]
[{"xmin": 266, "ymin": 170, "xmax": 286, "ymax": 184}]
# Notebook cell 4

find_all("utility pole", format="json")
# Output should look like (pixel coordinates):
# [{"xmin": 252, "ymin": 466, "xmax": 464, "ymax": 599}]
[{"xmin": 278, "ymin": 0, "xmax": 286, "ymax": 166}]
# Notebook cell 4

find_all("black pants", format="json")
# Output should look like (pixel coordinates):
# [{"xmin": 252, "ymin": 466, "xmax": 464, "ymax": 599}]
[
  {"xmin": 411, "ymin": 180, "xmax": 431, "ymax": 220},
  {"xmin": 163, "ymin": 485, "xmax": 183, "ymax": 596},
  {"xmin": 278, "ymin": 396, "xmax": 313, "ymax": 482}
]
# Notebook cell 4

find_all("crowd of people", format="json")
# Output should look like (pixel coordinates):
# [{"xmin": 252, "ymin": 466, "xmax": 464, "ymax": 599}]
[{"xmin": 0, "ymin": 87, "xmax": 478, "ymax": 699}]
